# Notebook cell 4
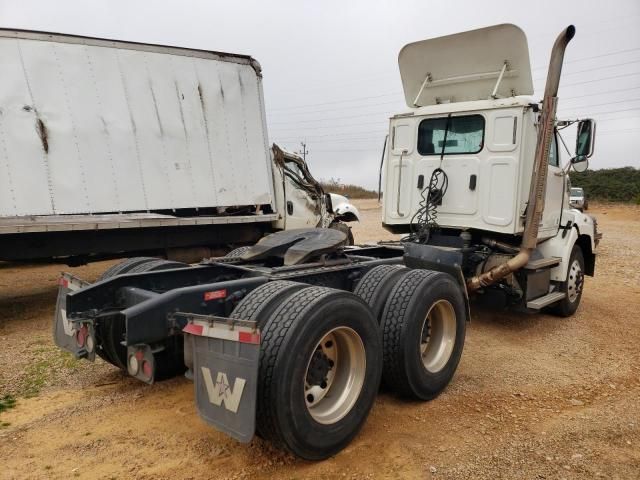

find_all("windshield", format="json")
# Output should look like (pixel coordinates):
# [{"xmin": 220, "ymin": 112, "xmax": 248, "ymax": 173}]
[{"xmin": 570, "ymin": 188, "xmax": 583, "ymax": 196}]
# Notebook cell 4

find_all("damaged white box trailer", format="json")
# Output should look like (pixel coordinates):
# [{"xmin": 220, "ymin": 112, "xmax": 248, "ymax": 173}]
[{"xmin": 0, "ymin": 30, "xmax": 357, "ymax": 262}]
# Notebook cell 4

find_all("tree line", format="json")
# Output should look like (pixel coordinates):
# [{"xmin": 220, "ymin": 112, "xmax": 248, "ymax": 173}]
[
  {"xmin": 320, "ymin": 167, "xmax": 640, "ymax": 203},
  {"xmin": 569, "ymin": 167, "xmax": 640, "ymax": 204},
  {"xmin": 320, "ymin": 178, "xmax": 378, "ymax": 199}
]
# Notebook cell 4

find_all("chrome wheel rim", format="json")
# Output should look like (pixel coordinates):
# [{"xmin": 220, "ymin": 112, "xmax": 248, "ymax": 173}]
[
  {"xmin": 420, "ymin": 300, "xmax": 457, "ymax": 373},
  {"xmin": 567, "ymin": 259, "xmax": 583, "ymax": 303},
  {"xmin": 304, "ymin": 327, "xmax": 366, "ymax": 425}
]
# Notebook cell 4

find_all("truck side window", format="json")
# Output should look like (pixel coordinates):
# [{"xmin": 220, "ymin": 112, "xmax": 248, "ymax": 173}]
[
  {"xmin": 417, "ymin": 115, "xmax": 485, "ymax": 156},
  {"xmin": 548, "ymin": 133, "xmax": 559, "ymax": 167}
]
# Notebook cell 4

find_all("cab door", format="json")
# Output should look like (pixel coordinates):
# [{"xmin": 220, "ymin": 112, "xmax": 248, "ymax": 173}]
[
  {"xmin": 282, "ymin": 159, "xmax": 322, "ymax": 229},
  {"xmin": 539, "ymin": 133, "xmax": 564, "ymax": 239}
]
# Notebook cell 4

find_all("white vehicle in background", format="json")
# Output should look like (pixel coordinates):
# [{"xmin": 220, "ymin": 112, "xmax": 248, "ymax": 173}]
[
  {"xmin": 0, "ymin": 29, "xmax": 358, "ymax": 264},
  {"xmin": 569, "ymin": 187, "xmax": 588, "ymax": 211}
]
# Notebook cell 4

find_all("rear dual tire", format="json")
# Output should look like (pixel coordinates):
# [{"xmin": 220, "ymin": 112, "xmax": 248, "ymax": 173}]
[
  {"xmin": 355, "ymin": 267, "xmax": 466, "ymax": 400},
  {"xmin": 236, "ymin": 269, "xmax": 466, "ymax": 459},
  {"xmin": 231, "ymin": 283, "xmax": 381, "ymax": 460},
  {"xmin": 380, "ymin": 269, "xmax": 466, "ymax": 400},
  {"xmin": 353, "ymin": 264, "xmax": 408, "ymax": 323},
  {"xmin": 97, "ymin": 257, "xmax": 158, "ymax": 281}
]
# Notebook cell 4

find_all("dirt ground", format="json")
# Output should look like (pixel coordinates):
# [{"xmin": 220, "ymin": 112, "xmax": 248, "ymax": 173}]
[{"xmin": 1, "ymin": 200, "xmax": 639, "ymax": 479}]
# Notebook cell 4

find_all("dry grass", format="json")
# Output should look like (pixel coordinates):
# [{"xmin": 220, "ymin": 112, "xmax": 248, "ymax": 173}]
[{"xmin": 320, "ymin": 180, "xmax": 378, "ymax": 199}]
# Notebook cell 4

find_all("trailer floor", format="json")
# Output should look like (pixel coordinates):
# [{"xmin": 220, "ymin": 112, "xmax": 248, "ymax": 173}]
[{"xmin": 1, "ymin": 200, "xmax": 639, "ymax": 480}]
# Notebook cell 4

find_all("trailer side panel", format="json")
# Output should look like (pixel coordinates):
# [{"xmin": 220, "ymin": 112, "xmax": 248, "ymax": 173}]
[{"xmin": 0, "ymin": 30, "xmax": 274, "ymax": 216}]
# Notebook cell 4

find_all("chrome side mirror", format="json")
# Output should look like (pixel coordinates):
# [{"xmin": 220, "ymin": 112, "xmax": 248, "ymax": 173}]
[{"xmin": 572, "ymin": 158, "xmax": 588, "ymax": 173}]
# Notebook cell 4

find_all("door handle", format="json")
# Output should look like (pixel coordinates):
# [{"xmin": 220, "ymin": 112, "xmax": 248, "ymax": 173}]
[
  {"xmin": 396, "ymin": 150, "xmax": 407, "ymax": 217},
  {"xmin": 469, "ymin": 174, "xmax": 477, "ymax": 191}
]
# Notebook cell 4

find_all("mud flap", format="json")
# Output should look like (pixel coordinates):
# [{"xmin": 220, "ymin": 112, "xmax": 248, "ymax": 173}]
[
  {"xmin": 183, "ymin": 315, "xmax": 260, "ymax": 443},
  {"xmin": 53, "ymin": 273, "xmax": 95, "ymax": 358}
]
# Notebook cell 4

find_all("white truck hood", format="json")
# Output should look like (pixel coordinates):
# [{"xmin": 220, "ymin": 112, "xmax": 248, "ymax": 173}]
[{"xmin": 398, "ymin": 24, "xmax": 533, "ymax": 107}]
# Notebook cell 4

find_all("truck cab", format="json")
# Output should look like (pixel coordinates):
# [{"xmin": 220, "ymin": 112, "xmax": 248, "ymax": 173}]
[
  {"xmin": 383, "ymin": 97, "xmax": 587, "ymax": 238},
  {"xmin": 382, "ymin": 24, "xmax": 599, "ymax": 314}
]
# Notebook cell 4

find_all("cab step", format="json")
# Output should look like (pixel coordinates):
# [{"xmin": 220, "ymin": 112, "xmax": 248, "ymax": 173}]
[
  {"xmin": 524, "ymin": 257, "xmax": 561, "ymax": 270},
  {"xmin": 526, "ymin": 291, "xmax": 566, "ymax": 310}
]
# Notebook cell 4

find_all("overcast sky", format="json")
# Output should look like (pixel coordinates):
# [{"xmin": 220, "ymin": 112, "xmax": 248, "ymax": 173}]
[{"xmin": 2, "ymin": 0, "xmax": 638, "ymax": 188}]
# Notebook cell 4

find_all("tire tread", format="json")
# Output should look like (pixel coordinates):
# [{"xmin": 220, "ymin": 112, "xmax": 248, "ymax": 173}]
[
  {"xmin": 98, "ymin": 256, "xmax": 158, "ymax": 281},
  {"xmin": 257, "ymin": 286, "xmax": 335, "ymax": 447},
  {"xmin": 230, "ymin": 280, "xmax": 306, "ymax": 324},
  {"xmin": 225, "ymin": 246, "xmax": 251, "ymax": 258},
  {"xmin": 126, "ymin": 259, "xmax": 187, "ymax": 274},
  {"xmin": 380, "ymin": 269, "xmax": 439, "ymax": 397},
  {"xmin": 354, "ymin": 265, "xmax": 407, "ymax": 321}
]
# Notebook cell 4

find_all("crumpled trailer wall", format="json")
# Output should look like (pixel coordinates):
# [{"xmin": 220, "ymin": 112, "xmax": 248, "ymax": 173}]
[{"xmin": 0, "ymin": 29, "xmax": 274, "ymax": 217}]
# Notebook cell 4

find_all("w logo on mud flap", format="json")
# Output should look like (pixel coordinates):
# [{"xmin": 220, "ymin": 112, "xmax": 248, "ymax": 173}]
[{"xmin": 201, "ymin": 367, "xmax": 246, "ymax": 413}]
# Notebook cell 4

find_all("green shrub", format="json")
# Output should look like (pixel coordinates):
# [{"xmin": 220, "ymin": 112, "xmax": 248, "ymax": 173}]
[
  {"xmin": 0, "ymin": 394, "xmax": 16, "ymax": 413},
  {"xmin": 569, "ymin": 167, "xmax": 640, "ymax": 203}
]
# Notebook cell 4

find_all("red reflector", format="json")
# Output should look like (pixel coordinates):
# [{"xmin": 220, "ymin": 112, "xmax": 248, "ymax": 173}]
[
  {"xmin": 238, "ymin": 331, "xmax": 261, "ymax": 345},
  {"xmin": 59, "ymin": 277, "xmax": 69, "ymax": 288},
  {"xmin": 142, "ymin": 360, "xmax": 152, "ymax": 378},
  {"xmin": 203, "ymin": 289, "xmax": 227, "ymax": 301},
  {"xmin": 135, "ymin": 350, "xmax": 144, "ymax": 361},
  {"xmin": 76, "ymin": 325, "xmax": 87, "ymax": 347},
  {"xmin": 183, "ymin": 323, "xmax": 204, "ymax": 336}
]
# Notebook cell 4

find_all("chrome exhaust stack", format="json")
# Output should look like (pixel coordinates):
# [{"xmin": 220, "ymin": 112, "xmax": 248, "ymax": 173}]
[{"xmin": 467, "ymin": 25, "xmax": 575, "ymax": 291}]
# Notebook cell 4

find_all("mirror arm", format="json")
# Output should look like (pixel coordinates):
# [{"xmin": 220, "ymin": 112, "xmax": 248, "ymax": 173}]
[
  {"xmin": 556, "ymin": 129, "xmax": 573, "ymax": 173},
  {"xmin": 560, "ymin": 157, "xmax": 574, "ymax": 175},
  {"xmin": 557, "ymin": 128, "xmax": 572, "ymax": 155}
]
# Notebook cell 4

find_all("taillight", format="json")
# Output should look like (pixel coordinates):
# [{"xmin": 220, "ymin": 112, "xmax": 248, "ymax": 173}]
[
  {"xmin": 142, "ymin": 360, "xmax": 152, "ymax": 378},
  {"xmin": 76, "ymin": 325, "xmax": 88, "ymax": 347},
  {"xmin": 126, "ymin": 346, "xmax": 154, "ymax": 383}
]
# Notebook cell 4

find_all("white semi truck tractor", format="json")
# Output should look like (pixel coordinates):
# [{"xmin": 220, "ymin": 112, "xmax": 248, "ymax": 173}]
[
  {"xmin": 53, "ymin": 24, "xmax": 599, "ymax": 460},
  {"xmin": 382, "ymin": 23, "xmax": 600, "ymax": 316}
]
